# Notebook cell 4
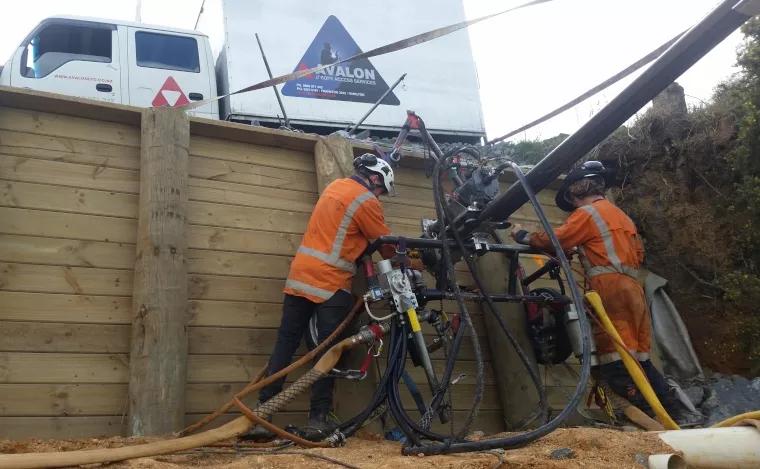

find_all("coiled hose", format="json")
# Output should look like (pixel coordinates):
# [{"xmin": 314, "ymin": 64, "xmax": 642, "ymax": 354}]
[
  {"xmin": 403, "ymin": 159, "xmax": 593, "ymax": 455},
  {"xmin": 437, "ymin": 149, "xmax": 549, "ymax": 427}
]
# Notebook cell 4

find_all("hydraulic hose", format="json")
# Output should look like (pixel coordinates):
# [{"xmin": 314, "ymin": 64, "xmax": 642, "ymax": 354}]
[
  {"xmin": 404, "ymin": 160, "xmax": 592, "ymax": 455},
  {"xmin": 438, "ymin": 150, "xmax": 549, "ymax": 426},
  {"xmin": 0, "ymin": 323, "xmax": 387, "ymax": 469},
  {"xmin": 182, "ymin": 296, "xmax": 365, "ymax": 436},
  {"xmin": 427, "ymin": 149, "xmax": 485, "ymax": 438},
  {"xmin": 338, "ymin": 319, "xmax": 405, "ymax": 437},
  {"xmin": 386, "ymin": 321, "xmax": 462, "ymax": 443},
  {"xmin": 585, "ymin": 291, "xmax": 679, "ymax": 430},
  {"xmin": 711, "ymin": 410, "xmax": 760, "ymax": 428}
]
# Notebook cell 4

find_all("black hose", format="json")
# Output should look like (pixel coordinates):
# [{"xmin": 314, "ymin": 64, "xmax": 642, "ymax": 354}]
[
  {"xmin": 386, "ymin": 319, "xmax": 454, "ymax": 442},
  {"xmin": 403, "ymin": 160, "xmax": 592, "ymax": 455},
  {"xmin": 438, "ymin": 153, "xmax": 549, "ymax": 426},
  {"xmin": 337, "ymin": 322, "xmax": 400, "ymax": 437},
  {"xmin": 437, "ymin": 148, "xmax": 545, "ymax": 427},
  {"xmin": 382, "ymin": 146, "xmax": 486, "ymax": 446},
  {"xmin": 427, "ymin": 149, "xmax": 485, "ymax": 439}
]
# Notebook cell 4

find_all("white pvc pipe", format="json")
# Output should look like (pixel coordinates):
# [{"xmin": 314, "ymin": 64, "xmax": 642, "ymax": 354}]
[
  {"xmin": 648, "ymin": 453, "xmax": 686, "ymax": 469},
  {"xmin": 657, "ymin": 427, "xmax": 760, "ymax": 468}
]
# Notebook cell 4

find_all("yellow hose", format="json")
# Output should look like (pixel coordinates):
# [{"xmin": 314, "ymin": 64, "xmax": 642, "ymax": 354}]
[
  {"xmin": 585, "ymin": 291, "xmax": 680, "ymax": 430},
  {"xmin": 711, "ymin": 410, "xmax": 760, "ymax": 428}
]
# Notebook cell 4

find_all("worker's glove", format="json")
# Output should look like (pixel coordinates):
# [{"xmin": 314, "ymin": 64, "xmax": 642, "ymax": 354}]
[
  {"xmin": 510, "ymin": 224, "xmax": 532, "ymax": 245},
  {"xmin": 409, "ymin": 258, "xmax": 426, "ymax": 271}
]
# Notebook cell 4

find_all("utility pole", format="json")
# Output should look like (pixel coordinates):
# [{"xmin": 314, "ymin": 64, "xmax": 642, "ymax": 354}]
[{"xmin": 135, "ymin": 0, "xmax": 142, "ymax": 22}]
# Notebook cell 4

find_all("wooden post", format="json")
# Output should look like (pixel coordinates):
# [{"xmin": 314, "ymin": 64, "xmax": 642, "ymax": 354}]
[
  {"xmin": 475, "ymin": 251, "xmax": 541, "ymax": 429},
  {"xmin": 128, "ymin": 107, "xmax": 190, "ymax": 435},
  {"xmin": 314, "ymin": 133, "xmax": 355, "ymax": 192}
]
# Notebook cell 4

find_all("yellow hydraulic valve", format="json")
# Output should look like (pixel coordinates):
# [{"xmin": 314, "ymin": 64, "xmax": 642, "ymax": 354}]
[{"xmin": 585, "ymin": 291, "xmax": 680, "ymax": 430}]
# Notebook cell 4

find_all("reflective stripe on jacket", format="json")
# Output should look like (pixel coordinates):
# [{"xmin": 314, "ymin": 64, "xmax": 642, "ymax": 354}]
[
  {"xmin": 529, "ymin": 199, "xmax": 644, "ymax": 279},
  {"xmin": 284, "ymin": 178, "xmax": 391, "ymax": 303},
  {"xmin": 529, "ymin": 199, "xmax": 651, "ymax": 358}
]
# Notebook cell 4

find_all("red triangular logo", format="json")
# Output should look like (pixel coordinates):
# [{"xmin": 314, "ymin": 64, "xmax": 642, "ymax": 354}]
[{"xmin": 152, "ymin": 76, "xmax": 190, "ymax": 107}]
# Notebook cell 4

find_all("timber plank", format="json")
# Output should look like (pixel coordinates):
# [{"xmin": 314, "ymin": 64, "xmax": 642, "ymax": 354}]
[
  {"xmin": 189, "ymin": 300, "xmax": 283, "ymax": 328},
  {"xmin": 187, "ymin": 249, "xmax": 291, "ymax": 278},
  {"xmin": 0, "ymin": 207, "xmax": 137, "ymax": 243},
  {"xmin": 0, "ymin": 205, "xmax": 311, "ymax": 252},
  {"xmin": 183, "ymin": 383, "xmax": 501, "ymax": 414},
  {"xmin": 190, "ymin": 136, "xmax": 315, "ymax": 173},
  {"xmin": 188, "ymin": 179, "xmax": 315, "ymax": 213},
  {"xmin": 0, "ymin": 129, "xmax": 139, "ymax": 170},
  {"xmin": 190, "ymin": 117, "xmax": 318, "ymax": 153},
  {"xmin": 0, "ymin": 416, "xmax": 127, "ymax": 439},
  {"xmin": 0, "ymin": 154, "xmax": 139, "ymax": 193},
  {"xmin": 0, "ymin": 352, "xmax": 129, "ymax": 383},
  {"xmin": 188, "ymin": 225, "xmax": 302, "ymax": 256},
  {"xmin": 0, "ymin": 411, "xmax": 501, "ymax": 440},
  {"xmin": 0, "ymin": 384, "xmax": 127, "ymax": 416},
  {"xmin": 0, "ymin": 322, "xmax": 483, "ymax": 358},
  {"xmin": 185, "ymin": 326, "xmax": 489, "ymax": 360},
  {"xmin": 187, "ymin": 354, "xmax": 493, "ymax": 385},
  {"xmin": 0, "ymin": 180, "xmax": 137, "ymax": 218},
  {"xmin": 0, "ymin": 321, "xmax": 496, "ymax": 360},
  {"xmin": 0, "ymin": 292, "xmax": 285, "ymax": 327},
  {"xmin": 0, "ymin": 263, "xmax": 132, "ymax": 296},
  {"xmin": 0, "ymin": 292, "xmax": 131, "ymax": 324},
  {"xmin": 188, "ymin": 200, "xmax": 310, "ymax": 234},
  {"xmin": 189, "ymin": 155, "xmax": 317, "ymax": 193},
  {"xmin": 188, "ymin": 274, "xmax": 284, "ymax": 302},
  {"xmin": 0, "ymin": 382, "xmax": 500, "ymax": 418},
  {"xmin": 0, "ymin": 106, "xmax": 139, "ymax": 147},
  {"xmin": 0, "ymin": 235, "xmax": 133, "ymax": 270},
  {"xmin": 0, "ymin": 321, "xmax": 129, "ymax": 353}
]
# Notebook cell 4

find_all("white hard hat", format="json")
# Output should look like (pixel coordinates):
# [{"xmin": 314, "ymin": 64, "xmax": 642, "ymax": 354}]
[{"xmin": 354, "ymin": 153, "xmax": 396, "ymax": 197}]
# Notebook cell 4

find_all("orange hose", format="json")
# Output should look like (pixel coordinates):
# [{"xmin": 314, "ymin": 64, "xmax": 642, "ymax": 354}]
[
  {"xmin": 181, "ymin": 296, "xmax": 364, "ymax": 435},
  {"xmin": 233, "ymin": 397, "xmax": 330, "ymax": 448}
]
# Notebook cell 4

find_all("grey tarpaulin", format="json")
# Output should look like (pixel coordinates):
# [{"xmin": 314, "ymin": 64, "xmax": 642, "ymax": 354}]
[{"xmin": 644, "ymin": 270, "xmax": 704, "ymax": 381}]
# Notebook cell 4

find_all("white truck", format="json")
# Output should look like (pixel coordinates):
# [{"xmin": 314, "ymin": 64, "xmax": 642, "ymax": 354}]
[{"xmin": 0, "ymin": 0, "xmax": 485, "ymax": 142}]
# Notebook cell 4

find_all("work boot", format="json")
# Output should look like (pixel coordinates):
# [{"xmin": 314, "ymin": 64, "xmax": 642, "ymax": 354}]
[
  {"xmin": 299, "ymin": 409, "xmax": 339, "ymax": 442},
  {"xmin": 238, "ymin": 403, "xmax": 275, "ymax": 441}
]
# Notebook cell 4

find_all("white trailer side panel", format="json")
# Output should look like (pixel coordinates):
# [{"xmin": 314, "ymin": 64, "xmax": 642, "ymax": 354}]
[{"xmin": 219, "ymin": 0, "xmax": 484, "ymax": 136}]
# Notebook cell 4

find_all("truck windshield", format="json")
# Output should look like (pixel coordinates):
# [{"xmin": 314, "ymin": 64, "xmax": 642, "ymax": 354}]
[
  {"xmin": 22, "ymin": 23, "xmax": 111, "ymax": 79},
  {"xmin": 135, "ymin": 31, "xmax": 200, "ymax": 73}
]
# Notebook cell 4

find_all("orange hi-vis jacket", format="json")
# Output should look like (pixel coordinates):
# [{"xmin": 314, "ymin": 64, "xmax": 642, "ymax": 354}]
[
  {"xmin": 529, "ymin": 199, "xmax": 651, "ymax": 364},
  {"xmin": 284, "ymin": 177, "xmax": 392, "ymax": 303}
]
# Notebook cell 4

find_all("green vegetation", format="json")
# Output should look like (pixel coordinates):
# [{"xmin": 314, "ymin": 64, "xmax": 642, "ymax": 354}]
[{"xmin": 492, "ymin": 133, "xmax": 569, "ymax": 165}]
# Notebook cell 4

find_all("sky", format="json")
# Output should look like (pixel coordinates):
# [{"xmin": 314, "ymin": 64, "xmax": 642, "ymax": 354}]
[{"xmin": 0, "ymin": 0, "xmax": 745, "ymax": 142}]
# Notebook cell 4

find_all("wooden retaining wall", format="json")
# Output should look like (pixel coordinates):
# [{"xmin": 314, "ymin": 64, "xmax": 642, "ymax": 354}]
[{"xmin": 0, "ymin": 86, "xmax": 576, "ymax": 439}]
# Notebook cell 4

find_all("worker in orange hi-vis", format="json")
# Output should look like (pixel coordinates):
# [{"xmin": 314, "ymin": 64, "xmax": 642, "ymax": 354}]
[
  {"xmin": 510, "ymin": 161, "xmax": 698, "ymax": 425},
  {"xmin": 243, "ymin": 153, "xmax": 400, "ymax": 442}
]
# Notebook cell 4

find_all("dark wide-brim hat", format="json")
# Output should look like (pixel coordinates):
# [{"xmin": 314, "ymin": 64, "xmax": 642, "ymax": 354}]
[{"xmin": 555, "ymin": 160, "xmax": 610, "ymax": 212}]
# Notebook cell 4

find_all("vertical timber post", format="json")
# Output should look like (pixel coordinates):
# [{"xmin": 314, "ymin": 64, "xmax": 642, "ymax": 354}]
[
  {"xmin": 128, "ymin": 107, "xmax": 190, "ymax": 435},
  {"xmin": 313, "ymin": 134, "xmax": 380, "ymax": 429},
  {"xmin": 475, "ymin": 250, "xmax": 541, "ymax": 430}
]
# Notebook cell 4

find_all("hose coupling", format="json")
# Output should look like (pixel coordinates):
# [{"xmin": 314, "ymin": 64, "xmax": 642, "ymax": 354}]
[{"xmin": 325, "ymin": 430, "xmax": 347, "ymax": 447}]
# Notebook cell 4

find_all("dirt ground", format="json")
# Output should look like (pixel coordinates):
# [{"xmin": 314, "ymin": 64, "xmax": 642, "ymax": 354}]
[{"xmin": 0, "ymin": 427, "xmax": 674, "ymax": 468}]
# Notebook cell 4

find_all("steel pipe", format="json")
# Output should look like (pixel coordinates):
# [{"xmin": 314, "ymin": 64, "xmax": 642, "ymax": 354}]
[{"xmin": 478, "ymin": 0, "xmax": 751, "ymax": 225}]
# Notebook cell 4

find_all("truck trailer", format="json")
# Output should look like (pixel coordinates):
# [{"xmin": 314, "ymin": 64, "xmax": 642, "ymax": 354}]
[{"xmin": 0, "ymin": 0, "xmax": 486, "ymax": 142}]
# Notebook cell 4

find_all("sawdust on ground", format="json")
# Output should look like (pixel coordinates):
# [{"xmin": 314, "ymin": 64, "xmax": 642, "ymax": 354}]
[{"xmin": 0, "ymin": 427, "xmax": 674, "ymax": 468}]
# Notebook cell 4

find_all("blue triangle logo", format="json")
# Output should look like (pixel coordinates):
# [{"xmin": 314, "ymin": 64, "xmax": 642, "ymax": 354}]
[{"xmin": 282, "ymin": 16, "xmax": 400, "ymax": 105}]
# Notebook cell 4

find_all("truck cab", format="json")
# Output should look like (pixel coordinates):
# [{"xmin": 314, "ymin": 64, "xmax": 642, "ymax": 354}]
[{"xmin": 0, "ymin": 16, "xmax": 218, "ymax": 119}]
